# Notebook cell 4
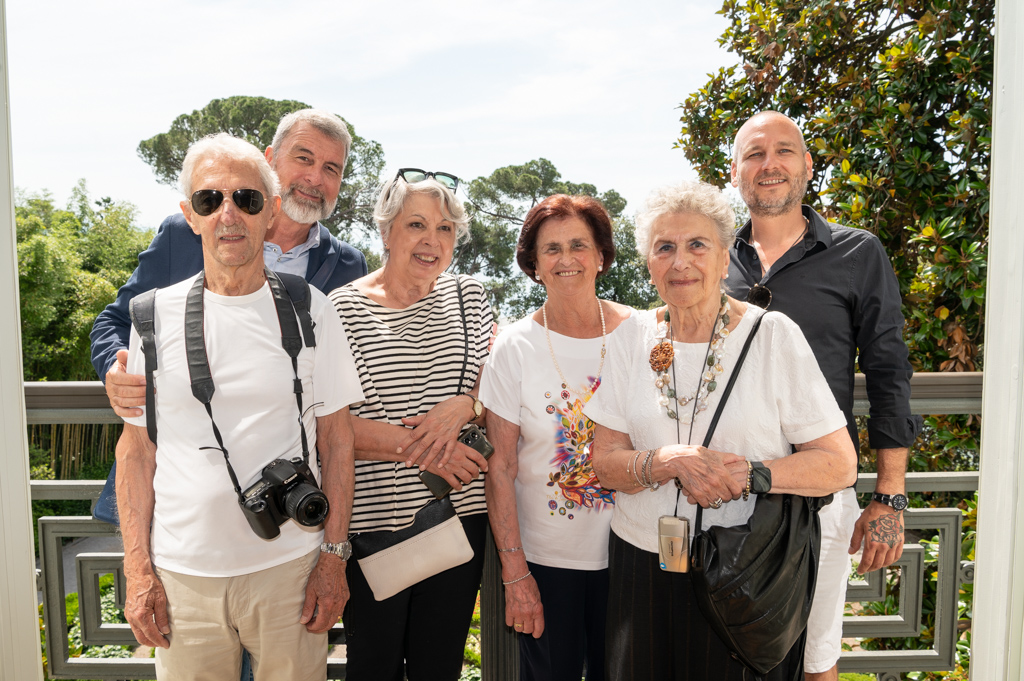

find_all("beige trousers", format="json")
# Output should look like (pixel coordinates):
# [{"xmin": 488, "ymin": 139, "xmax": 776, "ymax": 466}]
[{"xmin": 155, "ymin": 549, "xmax": 326, "ymax": 681}]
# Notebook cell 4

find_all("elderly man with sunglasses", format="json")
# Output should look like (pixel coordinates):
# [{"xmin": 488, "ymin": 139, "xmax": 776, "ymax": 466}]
[
  {"xmin": 115, "ymin": 133, "xmax": 362, "ymax": 681},
  {"xmin": 725, "ymin": 111, "xmax": 922, "ymax": 681},
  {"xmin": 90, "ymin": 108, "xmax": 367, "ymax": 416}
]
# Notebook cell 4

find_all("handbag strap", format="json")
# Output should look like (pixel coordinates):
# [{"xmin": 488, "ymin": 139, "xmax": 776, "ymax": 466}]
[
  {"xmin": 694, "ymin": 312, "xmax": 764, "ymax": 531},
  {"xmin": 409, "ymin": 275, "xmax": 472, "ymax": 515},
  {"xmin": 454, "ymin": 274, "xmax": 471, "ymax": 392}
]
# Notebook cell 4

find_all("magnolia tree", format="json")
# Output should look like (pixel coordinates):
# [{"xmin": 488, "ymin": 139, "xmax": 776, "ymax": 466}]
[{"xmin": 676, "ymin": 1, "xmax": 993, "ymax": 674}]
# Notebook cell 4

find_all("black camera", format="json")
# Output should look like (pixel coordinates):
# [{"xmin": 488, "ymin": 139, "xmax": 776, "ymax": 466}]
[
  {"xmin": 419, "ymin": 425, "xmax": 495, "ymax": 499},
  {"xmin": 240, "ymin": 458, "xmax": 329, "ymax": 540}
]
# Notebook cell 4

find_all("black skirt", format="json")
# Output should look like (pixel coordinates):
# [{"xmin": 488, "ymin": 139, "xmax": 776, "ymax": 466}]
[{"xmin": 605, "ymin": 530, "xmax": 805, "ymax": 681}]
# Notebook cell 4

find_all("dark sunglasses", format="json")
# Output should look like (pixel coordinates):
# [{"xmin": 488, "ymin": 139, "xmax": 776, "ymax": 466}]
[
  {"xmin": 746, "ymin": 284, "xmax": 772, "ymax": 309},
  {"xmin": 190, "ymin": 189, "xmax": 266, "ymax": 217},
  {"xmin": 395, "ymin": 168, "xmax": 460, "ymax": 191}
]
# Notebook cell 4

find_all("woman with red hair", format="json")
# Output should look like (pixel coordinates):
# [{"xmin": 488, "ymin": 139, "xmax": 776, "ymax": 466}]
[{"xmin": 481, "ymin": 194, "xmax": 633, "ymax": 680}]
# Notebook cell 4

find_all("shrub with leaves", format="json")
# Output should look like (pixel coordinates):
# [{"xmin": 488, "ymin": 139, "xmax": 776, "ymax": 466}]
[{"xmin": 677, "ymin": 1, "xmax": 992, "ymax": 675}]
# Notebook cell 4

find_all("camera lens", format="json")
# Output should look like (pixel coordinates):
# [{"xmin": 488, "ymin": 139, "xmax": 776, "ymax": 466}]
[{"xmin": 283, "ymin": 483, "xmax": 329, "ymax": 526}]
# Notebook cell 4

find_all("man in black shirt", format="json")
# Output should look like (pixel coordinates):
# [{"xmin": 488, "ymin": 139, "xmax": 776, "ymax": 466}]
[{"xmin": 726, "ymin": 111, "xmax": 921, "ymax": 681}]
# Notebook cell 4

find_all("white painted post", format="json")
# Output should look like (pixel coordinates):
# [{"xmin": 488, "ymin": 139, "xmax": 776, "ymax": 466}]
[
  {"xmin": 0, "ymin": 0, "xmax": 42, "ymax": 676},
  {"xmin": 972, "ymin": 0, "xmax": 1024, "ymax": 678}
]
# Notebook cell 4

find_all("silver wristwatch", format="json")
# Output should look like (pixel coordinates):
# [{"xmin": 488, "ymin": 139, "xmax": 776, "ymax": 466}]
[{"xmin": 320, "ymin": 541, "xmax": 352, "ymax": 560}]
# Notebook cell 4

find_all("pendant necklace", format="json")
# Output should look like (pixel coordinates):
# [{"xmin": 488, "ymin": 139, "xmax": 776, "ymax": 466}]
[
  {"xmin": 543, "ymin": 298, "xmax": 607, "ymax": 399},
  {"xmin": 649, "ymin": 294, "xmax": 730, "ymax": 424}
]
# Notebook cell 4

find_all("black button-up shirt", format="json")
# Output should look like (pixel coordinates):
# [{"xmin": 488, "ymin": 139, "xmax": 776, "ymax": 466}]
[{"xmin": 727, "ymin": 206, "xmax": 921, "ymax": 450}]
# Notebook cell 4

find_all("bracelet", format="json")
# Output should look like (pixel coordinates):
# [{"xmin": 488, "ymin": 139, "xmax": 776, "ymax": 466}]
[
  {"xmin": 743, "ymin": 460, "xmax": 752, "ymax": 501},
  {"xmin": 643, "ymin": 448, "xmax": 659, "ymax": 491},
  {"xmin": 502, "ymin": 571, "xmax": 532, "ymax": 586},
  {"xmin": 631, "ymin": 450, "xmax": 644, "ymax": 488},
  {"xmin": 497, "ymin": 546, "xmax": 523, "ymax": 553}
]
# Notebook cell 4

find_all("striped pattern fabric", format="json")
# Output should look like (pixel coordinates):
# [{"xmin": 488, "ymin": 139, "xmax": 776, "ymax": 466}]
[{"xmin": 330, "ymin": 274, "xmax": 492, "ymax": 533}]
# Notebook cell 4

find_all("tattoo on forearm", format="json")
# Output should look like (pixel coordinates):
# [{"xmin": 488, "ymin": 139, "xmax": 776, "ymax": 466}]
[{"xmin": 868, "ymin": 513, "xmax": 904, "ymax": 549}]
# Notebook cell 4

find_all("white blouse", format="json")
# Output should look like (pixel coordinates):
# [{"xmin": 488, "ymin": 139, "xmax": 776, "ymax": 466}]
[{"xmin": 584, "ymin": 306, "xmax": 846, "ymax": 554}]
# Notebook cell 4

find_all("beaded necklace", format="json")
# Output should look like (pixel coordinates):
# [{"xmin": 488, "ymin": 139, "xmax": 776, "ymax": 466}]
[
  {"xmin": 648, "ymin": 294, "xmax": 730, "ymax": 424},
  {"xmin": 542, "ymin": 298, "xmax": 607, "ymax": 399}
]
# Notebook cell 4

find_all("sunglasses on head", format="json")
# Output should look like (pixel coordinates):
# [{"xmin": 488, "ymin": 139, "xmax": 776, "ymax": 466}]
[
  {"xmin": 190, "ymin": 189, "xmax": 266, "ymax": 217},
  {"xmin": 395, "ymin": 168, "xmax": 460, "ymax": 191}
]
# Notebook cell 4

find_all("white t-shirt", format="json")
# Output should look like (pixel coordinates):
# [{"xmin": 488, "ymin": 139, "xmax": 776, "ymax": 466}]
[
  {"xmin": 124, "ymin": 274, "xmax": 364, "ymax": 577},
  {"xmin": 480, "ymin": 312, "xmax": 631, "ymax": 570},
  {"xmin": 584, "ymin": 307, "xmax": 846, "ymax": 555}
]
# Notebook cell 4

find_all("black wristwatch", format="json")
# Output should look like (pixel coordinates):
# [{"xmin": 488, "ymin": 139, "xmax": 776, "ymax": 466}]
[
  {"xmin": 871, "ymin": 492, "xmax": 908, "ymax": 512},
  {"xmin": 749, "ymin": 461, "xmax": 771, "ymax": 495}
]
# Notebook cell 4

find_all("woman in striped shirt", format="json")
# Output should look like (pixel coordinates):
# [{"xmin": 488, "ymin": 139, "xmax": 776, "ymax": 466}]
[{"xmin": 330, "ymin": 170, "xmax": 492, "ymax": 681}]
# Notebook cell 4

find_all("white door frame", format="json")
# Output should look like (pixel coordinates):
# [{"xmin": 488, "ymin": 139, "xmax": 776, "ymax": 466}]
[
  {"xmin": 0, "ymin": 0, "xmax": 45, "ymax": 677},
  {"xmin": 972, "ymin": 0, "xmax": 1024, "ymax": 678}
]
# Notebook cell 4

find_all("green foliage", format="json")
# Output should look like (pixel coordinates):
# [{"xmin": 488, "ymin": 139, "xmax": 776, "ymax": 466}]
[
  {"xmin": 596, "ymin": 219, "xmax": 662, "ymax": 311},
  {"xmin": 678, "ymin": 1, "xmax": 991, "ymax": 674},
  {"xmin": 677, "ymin": 0, "xmax": 992, "ymax": 374},
  {"xmin": 854, "ymin": 494, "xmax": 975, "ymax": 680},
  {"xmin": 136, "ymin": 96, "xmax": 386, "ymax": 246},
  {"xmin": 458, "ymin": 158, "xmax": 650, "ymax": 316},
  {"xmin": 17, "ymin": 184, "xmax": 152, "ymax": 381},
  {"xmin": 40, "ymin": 573, "xmax": 132, "ymax": 680},
  {"xmin": 462, "ymin": 593, "xmax": 482, "ymax": 674}
]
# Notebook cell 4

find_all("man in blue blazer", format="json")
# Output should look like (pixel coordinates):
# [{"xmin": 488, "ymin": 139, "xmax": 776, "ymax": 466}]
[{"xmin": 90, "ymin": 109, "xmax": 368, "ymax": 414}]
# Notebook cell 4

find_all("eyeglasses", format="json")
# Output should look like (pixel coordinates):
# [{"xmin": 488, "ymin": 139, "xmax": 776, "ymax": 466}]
[
  {"xmin": 395, "ymin": 168, "xmax": 460, "ymax": 192},
  {"xmin": 190, "ymin": 189, "xmax": 266, "ymax": 217},
  {"xmin": 746, "ymin": 284, "xmax": 772, "ymax": 309}
]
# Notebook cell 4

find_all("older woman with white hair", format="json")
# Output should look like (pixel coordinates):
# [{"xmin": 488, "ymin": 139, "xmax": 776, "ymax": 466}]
[
  {"xmin": 583, "ymin": 180, "xmax": 857, "ymax": 680},
  {"xmin": 330, "ymin": 169, "xmax": 492, "ymax": 681}
]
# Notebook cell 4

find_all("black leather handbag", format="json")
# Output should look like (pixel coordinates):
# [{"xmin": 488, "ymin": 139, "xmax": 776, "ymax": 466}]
[
  {"xmin": 691, "ymin": 492, "xmax": 830, "ymax": 675},
  {"xmin": 687, "ymin": 312, "xmax": 832, "ymax": 676}
]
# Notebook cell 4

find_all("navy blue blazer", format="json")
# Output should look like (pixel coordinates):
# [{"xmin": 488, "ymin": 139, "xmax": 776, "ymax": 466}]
[{"xmin": 89, "ymin": 212, "xmax": 368, "ymax": 379}]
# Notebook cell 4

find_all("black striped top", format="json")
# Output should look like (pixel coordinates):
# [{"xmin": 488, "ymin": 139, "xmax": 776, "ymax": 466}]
[{"xmin": 330, "ymin": 273, "xmax": 492, "ymax": 532}]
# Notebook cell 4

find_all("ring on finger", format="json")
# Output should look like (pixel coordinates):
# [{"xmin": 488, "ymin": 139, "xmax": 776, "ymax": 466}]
[{"xmin": 710, "ymin": 497, "xmax": 724, "ymax": 509}]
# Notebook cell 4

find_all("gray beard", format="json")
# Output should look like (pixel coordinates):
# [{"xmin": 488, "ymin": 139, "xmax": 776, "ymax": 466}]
[{"xmin": 281, "ymin": 191, "xmax": 337, "ymax": 224}]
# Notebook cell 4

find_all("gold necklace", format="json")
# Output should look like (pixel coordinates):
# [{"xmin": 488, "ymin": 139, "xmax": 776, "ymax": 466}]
[
  {"xmin": 649, "ymin": 294, "xmax": 730, "ymax": 424},
  {"xmin": 542, "ymin": 299, "xmax": 607, "ymax": 399}
]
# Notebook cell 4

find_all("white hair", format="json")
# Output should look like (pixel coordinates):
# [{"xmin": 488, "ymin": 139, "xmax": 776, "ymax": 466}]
[
  {"xmin": 179, "ymin": 133, "xmax": 280, "ymax": 199},
  {"xmin": 634, "ymin": 181, "xmax": 736, "ymax": 256},
  {"xmin": 373, "ymin": 177, "xmax": 469, "ymax": 260}
]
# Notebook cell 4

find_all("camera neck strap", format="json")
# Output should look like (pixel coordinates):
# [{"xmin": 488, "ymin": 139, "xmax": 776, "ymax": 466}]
[{"xmin": 183, "ymin": 269, "xmax": 317, "ymax": 502}]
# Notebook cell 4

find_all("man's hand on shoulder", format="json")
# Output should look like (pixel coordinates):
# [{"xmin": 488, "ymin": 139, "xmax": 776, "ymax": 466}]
[
  {"xmin": 300, "ymin": 553, "xmax": 349, "ymax": 633},
  {"xmin": 124, "ymin": 569, "xmax": 171, "ymax": 648},
  {"xmin": 849, "ymin": 500, "xmax": 905, "ymax": 575},
  {"xmin": 106, "ymin": 349, "xmax": 147, "ymax": 418}
]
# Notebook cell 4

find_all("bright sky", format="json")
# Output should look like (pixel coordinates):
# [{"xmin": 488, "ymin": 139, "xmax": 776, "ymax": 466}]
[{"xmin": 7, "ymin": 0, "xmax": 734, "ymax": 230}]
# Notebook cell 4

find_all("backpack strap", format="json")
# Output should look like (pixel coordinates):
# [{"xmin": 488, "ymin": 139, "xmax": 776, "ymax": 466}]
[{"xmin": 129, "ymin": 288, "xmax": 159, "ymax": 444}]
